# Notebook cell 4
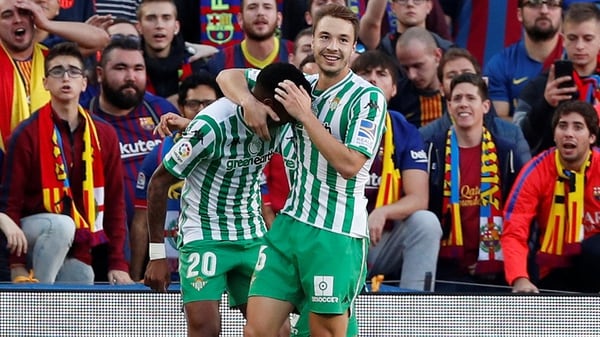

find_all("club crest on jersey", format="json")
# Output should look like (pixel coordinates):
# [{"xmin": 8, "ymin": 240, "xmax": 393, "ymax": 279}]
[
  {"xmin": 248, "ymin": 138, "xmax": 263, "ymax": 155},
  {"xmin": 191, "ymin": 276, "xmax": 207, "ymax": 291},
  {"xmin": 172, "ymin": 140, "xmax": 193, "ymax": 164},
  {"xmin": 206, "ymin": 12, "xmax": 234, "ymax": 45},
  {"xmin": 595, "ymin": 186, "xmax": 600, "ymax": 200},
  {"xmin": 139, "ymin": 117, "xmax": 156, "ymax": 131},
  {"xmin": 356, "ymin": 119, "xmax": 376, "ymax": 147},
  {"xmin": 329, "ymin": 97, "xmax": 340, "ymax": 111}
]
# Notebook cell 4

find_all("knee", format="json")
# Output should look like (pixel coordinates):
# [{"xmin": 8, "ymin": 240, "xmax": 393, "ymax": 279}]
[
  {"xmin": 244, "ymin": 324, "xmax": 260, "ymax": 337},
  {"xmin": 187, "ymin": 315, "xmax": 220, "ymax": 337},
  {"xmin": 405, "ymin": 210, "xmax": 442, "ymax": 240},
  {"xmin": 47, "ymin": 214, "xmax": 76, "ymax": 242}
]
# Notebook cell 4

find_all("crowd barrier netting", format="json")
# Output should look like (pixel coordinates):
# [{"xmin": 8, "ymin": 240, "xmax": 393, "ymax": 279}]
[{"xmin": 1, "ymin": 284, "xmax": 600, "ymax": 336}]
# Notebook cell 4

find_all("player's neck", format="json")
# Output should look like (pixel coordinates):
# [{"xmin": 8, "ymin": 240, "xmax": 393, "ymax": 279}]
[
  {"xmin": 524, "ymin": 33, "xmax": 559, "ymax": 63},
  {"xmin": 315, "ymin": 68, "xmax": 350, "ymax": 91}
]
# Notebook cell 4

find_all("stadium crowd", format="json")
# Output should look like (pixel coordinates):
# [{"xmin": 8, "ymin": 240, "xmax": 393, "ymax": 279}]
[{"xmin": 2, "ymin": 0, "xmax": 600, "ymax": 335}]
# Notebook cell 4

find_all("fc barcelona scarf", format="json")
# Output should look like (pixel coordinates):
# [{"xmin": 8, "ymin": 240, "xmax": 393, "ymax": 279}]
[
  {"xmin": 441, "ymin": 127, "xmax": 503, "ymax": 273},
  {"xmin": 376, "ymin": 113, "xmax": 401, "ymax": 207},
  {"xmin": 0, "ymin": 43, "xmax": 50, "ymax": 151},
  {"xmin": 38, "ymin": 103, "xmax": 107, "ymax": 246},
  {"xmin": 538, "ymin": 150, "xmax": 589, "ymax": 266}
]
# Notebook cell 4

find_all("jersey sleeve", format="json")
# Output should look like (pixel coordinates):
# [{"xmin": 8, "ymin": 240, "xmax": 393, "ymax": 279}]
[
  {"xmin": 162, "ymin": 115, "xmax": 220, "ymax": 179},
  {"xmin": 345, "ymin": 87, "xmax": 387, "ymax": 159},
  {"xmin": 484, "ymin": 53, "xmax": 510, "ymax": 103}
]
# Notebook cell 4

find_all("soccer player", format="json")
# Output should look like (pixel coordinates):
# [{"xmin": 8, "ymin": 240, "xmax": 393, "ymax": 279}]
[
  {"xmin": 217, "ymin": 4, "xmax": 387, "ymax": 337},
  {"xmin": 143, "ymin": 62, "xmax": 310, "ymax": 337}
]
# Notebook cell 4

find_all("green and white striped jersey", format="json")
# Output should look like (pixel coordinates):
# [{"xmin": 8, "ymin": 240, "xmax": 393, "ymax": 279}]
[
  {"xmin": 163, "ymin": 98, "xmax": 282, "ymax": 244},
  {"xmin": 246, "ymin": 69, "xmax": 386, "ymax": 238}
]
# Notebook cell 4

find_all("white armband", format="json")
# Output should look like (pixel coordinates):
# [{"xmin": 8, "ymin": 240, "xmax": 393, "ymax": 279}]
[{"xmin": 149, "ymin": 243, "xmax": 166, "ymax": 260}]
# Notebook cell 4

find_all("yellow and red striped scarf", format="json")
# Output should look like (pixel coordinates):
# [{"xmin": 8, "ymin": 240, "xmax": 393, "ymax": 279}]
[
  {"xmin": 0, "ymin": 43, "xmax": 50, "ymax": 151},
  {"xmin": 441, "ymin": 127, "xmax": 504, "ymax": 273},
  {"xmin": 38, "ymin": 103, "xmax": 106, "ymax": 246},
  {"xmin": 376, "ymin": 113, "xmax": 401, "ymax": 207},
  {"xmin": 539, "ymin": 150, "xmax": 588, "ymax": 261}
]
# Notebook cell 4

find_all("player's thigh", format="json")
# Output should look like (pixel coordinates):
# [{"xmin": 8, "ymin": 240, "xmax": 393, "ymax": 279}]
[
  {"xmin": 179, "ymin": 240, "xmax": 234, "ymax": 304},
  {"xmin": 298, "ymin": 228, "xmax": 368, "ymax": 315},
  {"xmin": 249, "ymin": 215, "xmax": 303, "ymax": 307},
  {"xmin": 226, "ymin": 238, "xmax": 264, "ymax": 308}
]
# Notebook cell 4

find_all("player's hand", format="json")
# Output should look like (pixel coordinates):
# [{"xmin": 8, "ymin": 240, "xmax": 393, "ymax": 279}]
[
  {"xmin": 241, "ymin": 94, "xmax": 278, "ymax": 141},
  {"xmin": 544, "ymin": 65, "xmax": 578, "ymax": 107},
  {"xmin": 108, "ymin": 269, "xmax": 135, "ymax": 285},
  {"xmin": 144, "ymin": 259, "xmax": 171, "ymax": 292},
  {"xmin": 368, "ymin": 208, "xmax": 387, "ymax": 246},
  {"xmin": 512, "ymin": 277, "xmax": 539, "ymax": 293},
  {"xmin": 85, "ymin": 14, "xmax": 115, "ymax": 31},
  {"xmin": 154, "ymin": 113, "xmax": 191, "ymax": 137},
  {"xmin": 274, "ymin": 80, "xmax": 312, "ymax": 124}
]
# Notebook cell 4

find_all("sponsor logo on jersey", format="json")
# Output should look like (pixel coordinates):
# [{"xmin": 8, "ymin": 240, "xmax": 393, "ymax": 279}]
[
  {"xmin": 225, "ymin": 151, "xmax": 274, "ymax": 170},
  {"xmin": 356, "ymin": 119, "xmax": 376, "ymax": 147},
  {"xmin": 172, "ymin": 140, "xmax": 193, "ymax": 164},
  {"xmin": 136, "ymin": 172, "xmax": 146, "ymax": 190},
  {"xmin": 312, "ymin": 275, "xmax": 339, "ymax": 303},
  {"xmin": 206, "ymin": 12, "xmax": 234, "ymax": 45},
  {"xmin": 410, "ymin": 149, "xmax": 428, "ymax": 163},
  {"xmin": 120, "ymin": 139, "xmax": 162, "ymax": 159}
]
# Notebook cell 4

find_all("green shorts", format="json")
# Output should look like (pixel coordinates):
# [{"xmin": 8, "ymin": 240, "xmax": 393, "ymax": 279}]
[
  {"xmin": 179, "ymin": 238, "xmax": 262, "ymax": 307},
  {"xmin": 249, "ymin": 214, "xmax": 368, "ymax": 315}
]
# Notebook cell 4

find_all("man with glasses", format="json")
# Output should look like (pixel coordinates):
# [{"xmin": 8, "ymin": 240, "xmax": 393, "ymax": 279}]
[
  {"xmin": 88, "ymin": 37, "xmax": 177, "ymax": 283},
  {"xmin": 484, "ymin": 0, "xmax": 563, "ymax": 121},
  {"xmin": 0, "ymin": 42, "xmax": 133, "ymax": 285},
  {"xmin": 129, "ymin": 71, "xmax": 222, "ymax": 282},
  {"xmin": 359, "ymin": 0, "xmax": 453, "ymax": 58}
]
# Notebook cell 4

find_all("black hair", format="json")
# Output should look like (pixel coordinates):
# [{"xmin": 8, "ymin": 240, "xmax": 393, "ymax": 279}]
[
  {"xmin": 255, "ymin": 63, "xmax": 312, "ymax": 123},
  {"xmin": 177, "ymin": 71, "xmax": 223, "ymax": 106},
  {"xmin": 449, "ymin": 72, "xmax": 489, "ymax": 101},
  {"xmin": 351, "ymin": 50, "xmax": 399, "ymax": 84},
  {"xmin": 45, "ymin": 42, "xmax": 85, "ymax": 73},
  {"xmin": 552, "ymin": 100, "xmax": 600, "ymax": 140},
  {"xmin": 99, "ymin": 38, "xmax": 142, "ymax": 68}
]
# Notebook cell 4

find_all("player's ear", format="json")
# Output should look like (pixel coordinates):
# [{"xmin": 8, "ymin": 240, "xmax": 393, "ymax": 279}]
[{"xmin": 262, "ymin": 97, "xmax": 274, "ymax": 109}]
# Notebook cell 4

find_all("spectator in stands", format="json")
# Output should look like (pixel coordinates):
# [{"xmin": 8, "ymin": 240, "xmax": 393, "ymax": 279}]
[
  {"xmin": 439, "ymin": 0, "xmax": 522, "ymax": 67},
  {"xmin": 29, "ymin": 0, "xmax": 111, "ymax": 54},
  {"xmin": 88, "ymin": 38, "xmax": 177, "ymax": 282},
  {"xmin": 437, "ymin": 47, "xmax": 481, "ymax": 98},
  {"xmin": 502, "ymin": 100, "xmax": 600, "ymax": 293},
  {"xmin": 144, "ymin": 62, "xmax": 309, "ymax": 337},
  {"xmin": 390, "ymin": 27, "xmax": 445, "ymax": 127},
  {"xmin": 54, "ymin": 0, "xmax": 94, "ymax": 22},
  {"xmin": 203, "ymin": 0, "xmax": 294, "ymax": 76},
  {"xmin": 359, "ymin": 0, "xmax": 453, "ymax": 56},
  {"xmin": 304, "ymin": 0, "xmax": 346, "ymax": 27},
  {"xmin": 136, "ymin": 0, "xmax": 208, "ymax": 105},
  {"xmin": 420, "ymin": 73, "xmax": 530, "ymax": 292},
  {"xmin": 515, "ymin": 3, "xmax": 600, "ymax": 156},
  {"xmin": 484, "ymin": 0, "xmax": 563, "ymax": 121},
  {"xmin": 130, "ymin": 71, "xmax": 222, "ymax": 282},
  {"xmin": 352, "ymin": 50, "xmax": 442, "ymax": 291},
  {"xmin": 288, "ymin": 27, "xmax": 313, "ymax": 69},
  {"xmin": 0, "ymin": 42, "xmax": 132, "ymax": 285}
]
